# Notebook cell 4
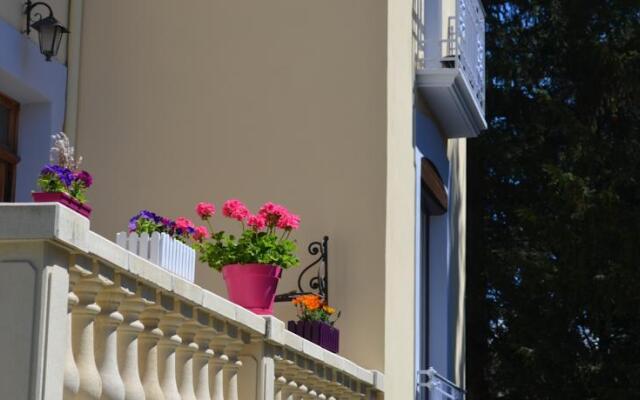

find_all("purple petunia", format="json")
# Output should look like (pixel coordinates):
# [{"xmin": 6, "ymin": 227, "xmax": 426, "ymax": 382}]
[
  {"xmin": 40, "ymin": 164, "xmax": 74, "ymax": 187},
  {"xmin": 74, "ymin": 170, "xmax": 93, "ymax": 188},
  {"xmin": 128, "ymin": 210, "xmax": 161, "ymax": 232}
]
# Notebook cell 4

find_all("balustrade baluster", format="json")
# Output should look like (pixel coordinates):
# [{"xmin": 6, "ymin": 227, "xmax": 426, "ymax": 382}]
[
  {"xmin": 95, "ymin": 275, "xmax": 128, "ymax": 400},
  {"xmin": 158, "ymin": 304, "xmax": 184, "ymax": 400},
  {"xmin": 139, "ymin": 305, "xmax": 165, "ymax": 400},
  {"xmin": 193, "ymin": 324, "xmax": 215, "ymax": 400},
  {"xmin": 72, "ymin": 270, "xmax": 106, "ymax": 400},
  {"xmin": 223, "ymin": 343, "xmax": 244, "ymax": 400},
  {"xmin": 275, "ymin": 375, "xmax": 287, "ymax": 400},
  {"xmin": 117, "ymin": 295, "xmax": 146, "ymax": 400},
  {"xmin": 284, "ymin": 368, "xmax": 305, "ymax": 400},
  {"xmin": 176, "ymin": 322, "xmax": 199, "ymax": 400},
  {"xmin": 274, "ymin": 358, "xmax": 287, "ymax": 400},
  {"xmin": 64, "ymin": 266, "xmax": 81, "ymax": 399},
  {"xmin": 209, "ymin": 334, "xmax": 231, "ymax": 400},
  {"xmin": 279, "ymin": 360, "xmax": 299, "ymax": 400}
]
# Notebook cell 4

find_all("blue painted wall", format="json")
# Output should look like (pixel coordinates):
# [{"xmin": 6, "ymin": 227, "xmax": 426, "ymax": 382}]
[
  {"xmin": 0, "ymin": 17, "xmax": 67, "ymax": 201},
  {"xmin": 414, "ymin": 106, "xmax": 453, "ymax": 383}
]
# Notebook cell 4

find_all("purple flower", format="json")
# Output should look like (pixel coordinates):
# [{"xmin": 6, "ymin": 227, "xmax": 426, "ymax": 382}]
[
  {"xmin": 128, "ymin": 210, "xmax": 161, "ymax": 232},
  {"xmin": 74, "ymin": 170, "xmax": 93, "ymax": 188},
  {"xmin": 40, "ymin": 164, "xmax": 74, "ymax": 187}
]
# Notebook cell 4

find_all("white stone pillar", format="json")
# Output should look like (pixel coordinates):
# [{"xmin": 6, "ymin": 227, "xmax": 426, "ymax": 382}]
[
  {"xmin": 64, "ymin": 268, "xmax": 81, "ymax": 399},
  {"xmin": 176, "ymin": 323, "xmax": 198, "ymax": 400},
  {"xmin": 95, "ymin": 280, "xmax": 127, "ymax": 400},
  {"xmin": 117, "ymin": 297, "xmax": 146, "ymax": 400},
  {"xmin": 158, "ymin": 311, "xmax": 184, "ymax": 400},
  {"xmin": 138, "ymin": 306, "xmax": 165, "ymax": 400},
  {"xmin": 72, "ymin": 274, "xmax": 105, "ymax": 400}
]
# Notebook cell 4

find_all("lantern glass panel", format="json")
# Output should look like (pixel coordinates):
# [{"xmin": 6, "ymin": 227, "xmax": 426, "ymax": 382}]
[{"xmin": 37, "ymin": 23, "xmax": 56, "ymax": 59}]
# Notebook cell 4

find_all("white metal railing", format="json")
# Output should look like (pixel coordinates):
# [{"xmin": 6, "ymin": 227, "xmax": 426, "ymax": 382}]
[
  {"xmin": 413, "ymin": 0, "xmax": 426, "ymax": 70},
  {"xmin": 447, "ymin": 0, "xmax": 486, "ymax": 112},
  {"xmin": 417, "ymin": 367, "xmax": 464, "ymax": 400},
  {"xmin": 415, "ymin": 0, "xmax": 486, "ymax": 112},
  {"xmin": 0, "ymin": 203, "xmax": 383, "ymax": 400}
]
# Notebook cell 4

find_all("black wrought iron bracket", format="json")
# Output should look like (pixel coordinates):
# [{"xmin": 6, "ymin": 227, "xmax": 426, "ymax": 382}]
[
  {"xmin": 24, "ymin": 1, "xmax": 53, "ymax": 35},
  {"xmin": 275, "ymin": 236, "xmax": 329, "ymax": 303}
]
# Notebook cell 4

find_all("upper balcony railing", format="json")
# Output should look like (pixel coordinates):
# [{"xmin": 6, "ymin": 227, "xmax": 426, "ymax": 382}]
[
  {"xmin": 0, "ymin": 203, "xmax": 383, "ymax": 400},
  {"xmin": 414, "ymin": 0, "xmax": 487, "ymax": 138},
  {"xmin": 441, "ymin": 0, "xmax": 486, "ymax": 113},
  {"xmin": 417, "ymin": 367, "xmax": 464, "ymax": 400}
]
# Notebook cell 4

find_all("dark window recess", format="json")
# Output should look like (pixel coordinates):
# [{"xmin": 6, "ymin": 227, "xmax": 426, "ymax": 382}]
[{"xmin": 0, "ymin": 92, "xmax": 20, "ymax": 202}]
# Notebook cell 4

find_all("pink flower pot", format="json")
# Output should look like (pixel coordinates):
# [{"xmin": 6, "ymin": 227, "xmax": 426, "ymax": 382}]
[
  {"xmin": 32, "ymin": 192, "xmax": 92, "ymax": 218},
  {"xmin": 222, "ymin": 264, "xmax": 282, "ymax": 315}
]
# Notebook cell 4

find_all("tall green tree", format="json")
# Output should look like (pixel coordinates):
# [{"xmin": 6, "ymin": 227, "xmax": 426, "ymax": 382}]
[{"xmin": 467, "ymin": 1, "xmax": 640, "ymax": 399}]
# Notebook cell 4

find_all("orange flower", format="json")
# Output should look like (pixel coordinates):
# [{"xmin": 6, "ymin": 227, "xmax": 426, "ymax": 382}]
[{"xmin": 293, "ymin": 294, "xmax": 323, "ymax": 311}]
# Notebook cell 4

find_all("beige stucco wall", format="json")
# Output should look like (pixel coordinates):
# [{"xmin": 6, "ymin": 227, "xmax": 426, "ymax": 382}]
[
  {"xmin": 75, "ymin": 0, "xmax": 387, "ymax": 371},
  {"xmin": 0, "ymin": 0, "xmax": 69, "ymax": 63}
]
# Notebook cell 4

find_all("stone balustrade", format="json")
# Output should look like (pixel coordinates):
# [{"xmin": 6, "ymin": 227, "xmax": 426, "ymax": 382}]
[{"xmin": 0, "ymin": 204, "xmax": 384, "ymax": 400}]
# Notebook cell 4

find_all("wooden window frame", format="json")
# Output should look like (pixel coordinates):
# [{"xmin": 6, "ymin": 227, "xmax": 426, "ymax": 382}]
[
  {"xmin": 0, "ymin": 91, "xmax": 20, "ymax": 202},
  {"xmin": 421, "ymin": 158, "xmax": 448, "ymax": 215}
]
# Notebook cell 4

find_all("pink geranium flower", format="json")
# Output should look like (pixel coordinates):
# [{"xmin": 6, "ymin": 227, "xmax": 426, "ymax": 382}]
[
  {"xmin": 196, "ymin": 202, "xmax": 216, "ymax": 219},
  {"xmin": 222, "ymin": 199, "xmax": 249, "ymax": 221},
  {"xmin": 247, "ymin": 213, "xmax": 267, "ymax": 231},
  {"xmin": 175, "ymin": 217, "xmax": 195, "ymax": 231},
  {"xmin": 277, "ymin": 212, "xmax": 301, "ymax": 230},
  {"xmin": 193, "ymin": 225, "xmax": 209, "ymax": 241},
  {"xmin": 258, "ymin": 202, "xmax": 289, "ymax": 226}
]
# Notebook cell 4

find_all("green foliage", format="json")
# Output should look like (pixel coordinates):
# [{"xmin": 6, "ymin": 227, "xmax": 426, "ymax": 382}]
[
  {"xmin": 68, "ymin": 180, "xmax": 88, "ymax": 203},
  {"xmin": 134, "ymin": 218, "xmax": 165, "ymax": 236},
  {"xmin": 37, "ymin": 174, "xmax": 67, "ymax": 194},
  {"xmin": 467, "ymin": 1, "xmax": 640, "ymax": 399},
  {"xmin": 194, "ymin": 229, "xmax": 299, "ymax": 272},
  {"xmin": 37, "ymin": 173, "xmax": 90, "ymax": 203}
]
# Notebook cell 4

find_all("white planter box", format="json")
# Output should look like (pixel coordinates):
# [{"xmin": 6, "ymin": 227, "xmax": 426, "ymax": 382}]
[{"xmin": 116, "ymin": 231, "xmax": 196, "ymax": 282}]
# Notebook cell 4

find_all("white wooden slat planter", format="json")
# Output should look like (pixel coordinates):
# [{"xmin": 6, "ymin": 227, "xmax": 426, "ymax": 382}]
[{"xmin": 116, "ymin": 231, "xmax": 196, "ymax": 282}]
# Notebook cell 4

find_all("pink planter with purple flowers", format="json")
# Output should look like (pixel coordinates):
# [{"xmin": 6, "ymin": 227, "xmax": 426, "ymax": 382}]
[
  {"xmin": 32, "ymin": 192, "xmax": 92, "ymax": 218},
  {"xmin": 222, "ymin": 263, "xmax": 282, "ymax": 315}
]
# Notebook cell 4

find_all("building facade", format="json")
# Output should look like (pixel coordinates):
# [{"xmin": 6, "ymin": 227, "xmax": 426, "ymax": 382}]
[{"xmin": 0, "ymin": 0, "xmax": 485, "ymax": 398}]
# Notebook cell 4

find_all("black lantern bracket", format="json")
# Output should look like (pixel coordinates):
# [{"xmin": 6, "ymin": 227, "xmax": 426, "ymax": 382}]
[
  {"xmin": 24, "ymin": 1, "xmax": 54, "ymax": 35},
  {"xmin": 275, "ymin": 236, "xmax": 329, "ymax": 303},
  {"xmin": 23, "ymin": 0, "xmax": 69, "ymax": 62}
]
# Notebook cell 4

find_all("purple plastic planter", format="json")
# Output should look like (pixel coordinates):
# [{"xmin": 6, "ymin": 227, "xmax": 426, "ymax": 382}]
[
  {"xmin": 32, "ymin": 192, "xmax": 92, "ymax": 218},
  {"xmin": 288, "ymin": 320, "xmax": 339, "ymax": 353}
]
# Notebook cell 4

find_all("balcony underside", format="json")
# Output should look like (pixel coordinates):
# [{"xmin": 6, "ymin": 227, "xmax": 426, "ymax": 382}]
[{"xmin": 416, "ymin": 68, "xmax": 487, "ymax": 138}]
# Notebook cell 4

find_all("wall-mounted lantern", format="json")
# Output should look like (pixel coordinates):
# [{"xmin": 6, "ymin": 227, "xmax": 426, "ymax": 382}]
[{"xmin": 24, "ymin": 1, "xmax": 69, "ymax": 61}]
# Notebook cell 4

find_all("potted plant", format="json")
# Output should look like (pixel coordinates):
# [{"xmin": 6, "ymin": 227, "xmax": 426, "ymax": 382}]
[
  {"xmin": 192, "ymin": 199, "xmax": 301, "ymax": 315},
  {"xmin": 288, "ymin": 294, "xmax": 340, "ymax": 353},
  {"xmin": 32, "ymin": 132, "xmax": 93, "ymax": 218},
  {"xmin": 116, "ymin": 210, "xmax": 200, "ymax": 282}
]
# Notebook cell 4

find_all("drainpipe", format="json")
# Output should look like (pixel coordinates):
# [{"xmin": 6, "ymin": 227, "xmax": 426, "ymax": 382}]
[{"xmin": 63, "ymin": 0, "xmax": 83, "ymax": 146}]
